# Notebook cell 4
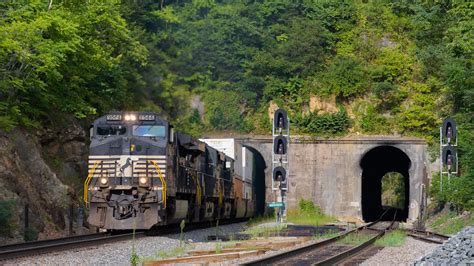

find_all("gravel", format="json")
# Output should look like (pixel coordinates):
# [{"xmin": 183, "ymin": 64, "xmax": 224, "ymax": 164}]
[
  {"xmin": 360, "ymin": 237, "xmax": 439, "ymax": 265},
  {"xmin": 3, "ymin": 222, "xmax": 247, "ymax": 265},
  {"xmin": 415, "ymin": 226, "xmax": 474, "ymax": 265}
]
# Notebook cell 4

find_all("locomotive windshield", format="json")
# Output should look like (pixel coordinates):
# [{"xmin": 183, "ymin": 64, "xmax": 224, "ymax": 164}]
[
  {"xmin": 133, "ymin": 125, "xmax": 166, "ymax": 137},
  {"xmin": 97, "ymin": 125, "xmax": 126, "ymax": 135}
]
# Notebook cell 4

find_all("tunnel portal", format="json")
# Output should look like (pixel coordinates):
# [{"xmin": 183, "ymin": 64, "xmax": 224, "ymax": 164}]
[{"xmin": 360, "ymin": 146, "xmax": 411, "ymax": 222}]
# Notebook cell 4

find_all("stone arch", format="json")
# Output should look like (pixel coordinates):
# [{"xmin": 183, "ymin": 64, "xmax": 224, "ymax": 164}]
[
  {"xmin": 360, "ymin": 145, "xmax": 411, "ymax": 222},
  {"xmin": 241, "ymin": 145, "xmax": 267, "ymax": 215}
]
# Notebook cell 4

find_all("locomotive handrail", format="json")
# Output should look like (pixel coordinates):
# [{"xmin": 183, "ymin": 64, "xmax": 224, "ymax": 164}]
[
  {"xmin": 84, "ymin": 161, "xmax": 101, "ymax": 205},
  {"xmin": 148, "ymin": 160, "xmax": 167, "ymax": 208},
  {"xmin": 193, "ymin": 171, "xmax": 202, "ymax": 207}
]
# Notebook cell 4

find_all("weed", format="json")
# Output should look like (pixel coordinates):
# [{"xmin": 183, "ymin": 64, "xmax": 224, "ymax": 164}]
[
  {"xmin": 429, "ymin": 211, "xmax": 473, "ymax": 235},
  {"xmin": 130, "ymin": 218, "xmax": 139, "ymax": 266},
  {"xmin": 375, "ymin": 230, "xmax": 406, "ymax": 247},
  {"xmin": 286, "ymin": 199, "xmax": 336, "ymax": 226},
  {"xmin": 244, "ymin": 224, "xmax": 286, "ymax": 239},
  {"xmin": 215, "ymin": 242, "xmax": 222, "ymax": 254},
  {"xmin": 312, "ymin": 230, "xmax": 340, "ymax": 241},
  {"xmin": 154, "ymin": 246, "xmax": 185, "ymax": 259},
  {"xmin": 338, "ymin": 233, "xmax": 372, "ymax": 245},
  {"xmin": 247, "ymin": 214, "xmax": 275, "ymax": 227}
]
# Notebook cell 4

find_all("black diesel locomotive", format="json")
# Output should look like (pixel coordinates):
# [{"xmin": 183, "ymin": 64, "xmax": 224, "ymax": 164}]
[{"xmin": 84, "ymin": 112, "xmax": 255, "ymax": 230}]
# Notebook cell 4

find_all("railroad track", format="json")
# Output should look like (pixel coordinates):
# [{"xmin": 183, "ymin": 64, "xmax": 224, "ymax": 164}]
[
  {"xmin": 243, "ymin": 221, "xmax": 395, "ymax": 266},
  {"xmin": 405, "ymin": 229, "xmax": 450, "ymax": 244},
  {"xmin": 0, "ymin": 231, "xmax": 145, "ymax": 261},
  {"xmin": 244, "ymin": 209, "xmax": 398, "ymax": 266},
  {"xmin": 0, "ymin": 218, "xmax": 247, "ymax": 261}
]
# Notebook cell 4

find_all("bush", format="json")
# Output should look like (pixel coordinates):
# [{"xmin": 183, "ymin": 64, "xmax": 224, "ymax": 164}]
[
  {"xmin": 0, "ymin": 200, "xmax": 16, "ymax": 236},
  {"xmin": 295, "ymin": 108, "xmax": 351, "ymax": 135},
  {"xmin": 299, "ymin": 198, "xmax": 320, "ymax": 215},
  {"xmin": 24, "ymin": 227, "xmax": 38, "ymax": 242}
]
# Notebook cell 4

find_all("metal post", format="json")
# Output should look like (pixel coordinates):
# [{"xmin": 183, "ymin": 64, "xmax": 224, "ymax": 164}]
[
  {"xmin": 439, "ymin": 127, "xmax": 443, "ymax": 193},
  {"xmin": 69, "ymin": 204, "xmax": 74, "ymax": 235},
  {"xmin": 24, "ymin": 204, "xmax": 29, "ymax": 230},
  {"xmin": 24, "ymin": 204, "xmax": 29, "ymax": 240}
]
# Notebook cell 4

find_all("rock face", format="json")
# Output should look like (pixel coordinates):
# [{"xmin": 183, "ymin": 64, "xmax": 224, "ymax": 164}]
[
  {"xmin": 415, "ymin": 226, "xmax": 474, "ymax": 265},
  {"xmin": 0, "ymin": 120, "xmax": 87, "ymax": 243}
]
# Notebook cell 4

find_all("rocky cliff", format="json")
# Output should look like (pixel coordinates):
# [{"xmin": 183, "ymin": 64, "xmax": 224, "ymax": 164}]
[{"xmin": 0, "ymin": 120, "xmax": 87, "ymax": 243}]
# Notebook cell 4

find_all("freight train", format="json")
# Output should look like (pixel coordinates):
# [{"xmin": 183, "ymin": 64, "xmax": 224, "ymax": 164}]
[{"xmin": 84, "ymin": 112, "xmax": 256, "ymax": 230}]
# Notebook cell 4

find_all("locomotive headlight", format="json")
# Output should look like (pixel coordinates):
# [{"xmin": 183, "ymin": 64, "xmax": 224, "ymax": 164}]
[
  {"xmin": 100, "ymin": 177, "xmax": 108, "ymax": 185},
  {"xmin": 124, "ymin": 115, "xmax": 131, "ymax": 121},
  {"xmin": 139, "ymin": 177, "xmax": 148, "ymax": 185},
  {"xmin": 130, "ymin": 115, "xmax": 137, "ymax": 121}
]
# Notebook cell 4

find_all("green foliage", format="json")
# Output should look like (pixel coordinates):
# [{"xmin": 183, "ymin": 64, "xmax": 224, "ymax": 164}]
[
  {"xmin": 358, "ymin": 104, "xmax": 390, "ymax": 134},
  {"xmin": 244, "ymin": 224, "xmax": 286, "ymax": 239},
  {"xmin": 375, "ymin": 230, "xmax": 406, "ymax": 247},
  {"xmin": 1, "ymin": 0, "xmax": 473, "ymax": 212},
  {"xmin": 202, "ymin": 90, "xmax": 252, "ymax": 132},
  {"xmin": 295, "ymin": 108, "xmax": 351, "ymax": 135},
  {"xmin": 0, "ymin": 199, "xmax": 16, "ymax": 236},
  {"xmin": 0, "ymin": 1, "xmax": 147, "ymax": 129},
  {"xmin": 298, "ymin": 198, "xmax": 320, "ymax": 215},
  {"xmin": 286, "ymin": 199, "xmax": 335, "ymax": 226},
  {"xmin": 130, "ymin": 218, "xmax": 139, "ymax": 266},
  {"xmin": 24, "ymin": 227, "xmax": 38, "ymax": 242},
  {"xmin": 381, "ymin": 172, "xmax": 406, "ymax": 209},
  {"xmin": 317, "ymin": 56, "xmax": 368, "ymax": 97},
  {"xmin": 338, "ymin": 233, "xmax": 373, "ymax": 245},
  {"xmin": 429, "ymin": 211, "xmax": 473, "ymax": 235}
]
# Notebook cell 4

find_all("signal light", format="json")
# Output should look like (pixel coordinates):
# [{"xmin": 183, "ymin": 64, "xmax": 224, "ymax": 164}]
[
  {"xmin": 442, "ymin": 146, "xmax": 456, "ymax": 172},
  {"xmin": 274, "ymin": 109, "xmax": 288, "ymax": 130},
  {"xmin": 273, "ymin": 166, "xmax": 286, "ymax": 182},
  {"xmin": 442, "ymin": 118, "xmax": 457, "ymax": 144},
  {"xmin": 273, "ymin": 136, "xmax": 287, "ymax": 155}
]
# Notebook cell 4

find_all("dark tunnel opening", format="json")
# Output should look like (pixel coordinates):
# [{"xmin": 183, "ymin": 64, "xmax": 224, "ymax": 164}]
[
  {"xmin": 360, "ymin": 146, "xmax": 411, "ymax": 222},
  {"xmin": 243, "ymin": 146, "xmax": 267, "ymax": 216}
]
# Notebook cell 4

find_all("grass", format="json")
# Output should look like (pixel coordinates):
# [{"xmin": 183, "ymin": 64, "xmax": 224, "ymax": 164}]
[
  {"xmin": 375, "ymin": 230, "xmax": 406, "ymax": 247},
  {"xmin": 312, "ymin": 230, "xmax": 341, "ymax": 241},
  {"xmin": 286, "ymin": 209, "xmax": 336, "ymax": 226},
  {"xmin": 338, "ymin": 233, "xmax": 373, "ymax": 245},
  {"xmin": 244, "ymin": 224, "xmax": 287, "ymax": 239},
  {"xmin": 247, "ymin": 214, "xmax": 275, "ymax": 227},
  {"xmin": 152, "ymin": 246, "xmax": 185, "ymax": 260},
  {"xmin": 429, "ymin": 211, "xmax": 474, "ymax": 235},
  {"xmin": 215, "ymin": 242, "xmax": 222, "ymax": 254}
]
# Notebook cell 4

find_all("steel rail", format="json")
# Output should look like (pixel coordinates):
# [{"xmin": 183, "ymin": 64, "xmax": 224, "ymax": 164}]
[
  {"xmin": 314, "ymin": 221, "xmax": 396, "ymax": 265},
  {"xmin": 241, "ymin": 221, "xmax": 377, "ymax": 265},
  {"xmin": 242, "ymin": 209, "xmax": 397, "ymax": 266},
  {"xmin": 0, "ymin": 218, "xmax": 249, "ymax": 261},
  {"xmin": 0, "ymin": 232, "xmax": 145, "ymax": 261},
  {"xmin": 314, "ymin": 210, "xmax": 399, "ymax": 266},
  {"xmin": 405, "ymin": 229, "xmax": 450, "ymax": 244}
]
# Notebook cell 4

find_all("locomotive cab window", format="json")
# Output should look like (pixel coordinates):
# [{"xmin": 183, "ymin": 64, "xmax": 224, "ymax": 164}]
[
  {"xmin": 97, "ymin": 125, "xmax": 126, "ymax": 136},
  {"xmin": 133, "ymin": 125, "xmax": 166, "ymax": 137}
]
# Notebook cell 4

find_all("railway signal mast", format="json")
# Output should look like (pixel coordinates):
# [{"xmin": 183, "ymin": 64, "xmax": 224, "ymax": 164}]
[
  {"xmin": 440, "ymin": 118, "xmax": 458, "ymax": 192},
  {"xmin": 272, "ymin": 109, "xmax": 289, "ymax": 223}
]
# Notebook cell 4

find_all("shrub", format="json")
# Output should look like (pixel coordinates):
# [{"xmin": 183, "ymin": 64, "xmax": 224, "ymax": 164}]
[
  {"xmin": 24, "ymin": 227, "xmax": 38, "ymax": 241},
  {"xmin": 295, "ymin": 108, "xmax": 351, "ymax": 135},
  {"xmin": 0, "ymin": 200, "xmax": 16, "ymax": 236}
]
